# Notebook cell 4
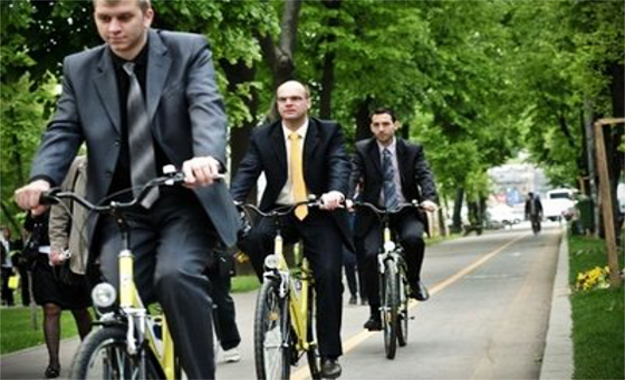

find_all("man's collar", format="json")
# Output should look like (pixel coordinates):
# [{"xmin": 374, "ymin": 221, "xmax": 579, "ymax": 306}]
[
  {"xmin": 282, "ymin": 117, "xmax": 309, "ymax": 139},
  {"xmin": 110, "ymin": 35, "xmax": 150, "ymax": 67},
  {"xmin": 377, "ymin": 137, "xmax": 397, "ymax": 153}
]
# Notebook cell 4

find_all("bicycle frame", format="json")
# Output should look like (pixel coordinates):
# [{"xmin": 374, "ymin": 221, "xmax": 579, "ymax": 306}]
[
  {"xmin": 42, "ymin": 169, "xmax": 186, "ymax": 380},
  {"xmin": 118, "ymin": 247, "xmax": 178, "ymax": 379},
  {"xmin": 271, "ymin": 236, "xmax": 314, "ymax": 352}
]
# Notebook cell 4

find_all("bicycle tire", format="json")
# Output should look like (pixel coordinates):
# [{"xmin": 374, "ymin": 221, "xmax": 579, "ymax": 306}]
[
  {"xmin": 70, "ymin": 326, "xmax": 163, "ymax": 380},
  {"xmin": 254, "ymin": 279, "xmax": 291, "ymax": 380},
  {"xmin": 305, "ymin": 286, "xmax": 321, "ymax": 380},
  {"xmin": 397, "ymin": 264, "xmax": 409, "ymax": 347},
  {"xmin": 381, "ymin": 260, "xmax": 399, "ymax": 359}
]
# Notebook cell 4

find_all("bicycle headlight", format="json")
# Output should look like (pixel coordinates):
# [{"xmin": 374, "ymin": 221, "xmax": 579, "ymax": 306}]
[
  {"xmin": 264, "ymin": 254, "xmax": 278, "ymax": 271},
  {"xmin": 384, "ymin": 241, "xmax": 396, "ymax": 252},
  {"xmin": 91, "ymin": 283, "xmax": 117, "ymax": 308}
]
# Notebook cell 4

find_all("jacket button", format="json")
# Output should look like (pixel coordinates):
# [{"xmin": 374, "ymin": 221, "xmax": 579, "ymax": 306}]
[
  {"xmin": 114, "ymin": 140, "xmax": 120, "ymax": 146},
  {"xmin": 105, "ymin": 171, "xmax": 113, "ymax": 177}
]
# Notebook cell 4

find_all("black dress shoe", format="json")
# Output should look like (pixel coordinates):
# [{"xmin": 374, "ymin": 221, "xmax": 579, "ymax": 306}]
[
  {"xmin": 321, "ymin": 357, "xmax": 342, "ymax": 379},
  {"xmin": 410, "ymin": 281, "xmax": 430, "ymax": 301},
  {"xmin": 363, "ymin": 315, "xmax": 382, "ymax": 331}
]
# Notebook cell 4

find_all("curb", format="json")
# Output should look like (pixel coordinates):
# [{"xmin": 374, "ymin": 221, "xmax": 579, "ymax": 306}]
[{"xmin": 539, "ymin": 227, "xmax": 574, "ymax": 379}]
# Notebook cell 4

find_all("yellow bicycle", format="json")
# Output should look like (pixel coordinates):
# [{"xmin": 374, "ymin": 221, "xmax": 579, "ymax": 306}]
[
  {"xmin": 42, "ymin": 167, "xmax": 186, "ymax": 380},
  {"xmin": 238, "ymin": 200, "xmax": 323, "ymax": 380}
]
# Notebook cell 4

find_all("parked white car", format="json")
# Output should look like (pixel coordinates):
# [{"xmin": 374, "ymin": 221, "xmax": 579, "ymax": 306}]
[{"xmin": 487, "ymin": 204, "xmax": 521, "ymax": 227}]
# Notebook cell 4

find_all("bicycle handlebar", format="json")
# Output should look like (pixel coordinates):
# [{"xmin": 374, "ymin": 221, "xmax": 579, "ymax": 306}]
[
  {"xmin": 39, "ymin": 169, "xmax": 187, "ymax": 214},
  {"xmin": 236, "ymin": 197, "xmax": 325, "ymax": 218},
  {"xmin": 352, "ymin": 200, "xmax": 422, "ymax": 215}
]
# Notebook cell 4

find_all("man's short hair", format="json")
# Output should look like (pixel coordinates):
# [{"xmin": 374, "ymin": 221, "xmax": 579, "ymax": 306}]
[
  {"xmin": 371, "ymin": 107, "xmax": 396, "ymax": 123},
  {"xmin": 93, "ymin": 0, "xmax": 151, "ymax": 12}
]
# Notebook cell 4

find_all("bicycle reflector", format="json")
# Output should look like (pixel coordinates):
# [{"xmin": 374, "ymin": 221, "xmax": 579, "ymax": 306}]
[
  {"xmin": 91, "ymin": 283, "xmax": 117, "ymax": 308},
  {"xmin": 264, "ymin": 254, "xmax": 278, "ymax": 270}
]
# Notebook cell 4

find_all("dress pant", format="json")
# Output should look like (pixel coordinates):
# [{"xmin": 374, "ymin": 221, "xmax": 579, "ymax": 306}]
[
  {"xmin": 96, "ymin": 190, "xmax": 219, "ymax": 380},
  {"xmin": 240, "ymin": 208, "xmax": 344, "ymax": 358},
  {"xmin": 343, "ymin": 248, "xmax": 359, "ymax": 297},
  {"xmin": 355, "ymin": 211, "xmax": 425, "ymax": 312},
  {"xmin": 1, "ymin": 267, "xmax": 14, "ymax": 306},
  {"xmin": 207, "ymin": 254, "xmax": 241, "ymax": 350}
]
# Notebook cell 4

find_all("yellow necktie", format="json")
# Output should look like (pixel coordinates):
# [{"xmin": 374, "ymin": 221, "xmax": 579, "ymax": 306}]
[{"xmin": 289, "ymin": 132, "xmax": 308, "ymax": 220}]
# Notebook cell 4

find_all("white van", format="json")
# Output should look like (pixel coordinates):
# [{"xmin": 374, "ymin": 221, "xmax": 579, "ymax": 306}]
[{"xmin": 543, "ymin": 188, "xmax": 577, "ymax": 221}]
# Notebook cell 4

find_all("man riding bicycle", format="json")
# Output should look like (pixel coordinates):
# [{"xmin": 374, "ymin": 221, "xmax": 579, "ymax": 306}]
[
  {"xmin": 14, "ymin": 1, "xmax": 238, "ymax": 378},
  {"xmin": 525, "ymin": 192, "xmax": 543, "ymax": 233},
  {"xmin": 230, "ymin": 80, "xmax": 353, "ymax": 379},
  {"xmin": 348, "ymin": 108, "xmax": 438, "ymax": 331}
]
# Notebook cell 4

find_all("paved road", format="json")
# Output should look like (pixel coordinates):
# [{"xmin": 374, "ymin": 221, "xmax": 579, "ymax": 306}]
[{"xmin": 1, "ymin": 222, "xmax": 562, "ymax": 379}]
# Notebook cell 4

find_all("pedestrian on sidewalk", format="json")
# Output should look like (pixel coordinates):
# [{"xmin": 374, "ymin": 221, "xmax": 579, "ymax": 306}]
[
  {"xmin": 1, "ymin": 227, "xmax": 17, "ymax": 306},
  {"xmin": 26, "ymin": 156, "xmax": 93, "ymax": 379}
]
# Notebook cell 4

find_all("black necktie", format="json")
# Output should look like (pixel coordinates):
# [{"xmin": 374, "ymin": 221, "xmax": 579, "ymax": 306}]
[
  {"xmin": 123, "ymin": 62, "xmax": 159, "ymax": 208},
  {"xmin": 382, "ymin": 148, "xmax": 399, "ymax": 210}
]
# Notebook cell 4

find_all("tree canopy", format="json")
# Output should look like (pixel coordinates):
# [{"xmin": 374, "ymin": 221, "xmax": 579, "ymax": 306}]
[{"xmin": 1, "ymin": 0, "xmax": 623, "ymax": 231}]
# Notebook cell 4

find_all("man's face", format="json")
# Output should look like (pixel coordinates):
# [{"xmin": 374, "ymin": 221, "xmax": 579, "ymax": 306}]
[
  {"xmin": 94, "ymin": 0, "xmax": 153, "ymax": 60},
  {"xmin": 370, "ymin": 113, "xmax": 398, "ymax": 146},
  {"xmin": 276, "ymin": 82, "xmax": 311, "ymax": 126}
]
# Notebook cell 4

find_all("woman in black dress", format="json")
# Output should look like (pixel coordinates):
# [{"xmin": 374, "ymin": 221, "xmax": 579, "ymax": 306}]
[{"xmin": 25, "ymin": 211, "xmax": 91, "ymax": 379}]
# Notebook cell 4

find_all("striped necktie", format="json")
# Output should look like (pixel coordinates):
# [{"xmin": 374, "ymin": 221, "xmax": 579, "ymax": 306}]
[
  {"xmin": 123, "ymin": 62, "xmax": 159, "ymax": 208},
  {"xmin": 382, "ymin": 148, "xmax": 399, "ymax": 210}
]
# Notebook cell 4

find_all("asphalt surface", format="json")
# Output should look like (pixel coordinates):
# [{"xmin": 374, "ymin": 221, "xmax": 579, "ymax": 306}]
[{"xmin": 1, "ymin": 222, "xmax": 570, "ymax": 379}]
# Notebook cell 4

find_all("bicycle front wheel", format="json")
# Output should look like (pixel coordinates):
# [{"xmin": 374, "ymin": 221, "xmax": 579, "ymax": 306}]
[
  {"xmin": 305, "ymin": 287, "xmax": 321, "ymax": 380},
  {"xmin": 397, "ymin": 265, "xmax": 409, "ymax": 347},
  {"xmin": 70, "ymin": 326, "xmax": 163, "ymax": 380},
  {"xmin": 381, "ymin": 260, "xmax": 399, "ymax": 359},
  {"xmin": 254, "ymin": 279, "xmax": 291, "ymax": 380}
]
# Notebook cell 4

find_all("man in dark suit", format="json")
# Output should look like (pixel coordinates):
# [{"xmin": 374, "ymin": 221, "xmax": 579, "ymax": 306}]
[
  {"xmin": 349, "ymin": 108, "xmax": 438, "ymax": 331},
  {"xmin": 14, "ymin": 1, "xmax": 238, "ymax": 378},
  {"xmin": 231, "ymin": 80, "xmax": 351, "ymax": 379}
]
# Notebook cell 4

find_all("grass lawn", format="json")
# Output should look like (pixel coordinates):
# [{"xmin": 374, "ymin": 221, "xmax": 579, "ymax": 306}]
[
  {"xmin": 568, "ymin": 234, "xmax": 624, "ymax": 379},
  {"xmin": 0, "ymin": 306, "xmax": 83, "ymax": 355},
  {"xmin": 0, "ymin": 274, "xmax": 260, "ymax": 356}
]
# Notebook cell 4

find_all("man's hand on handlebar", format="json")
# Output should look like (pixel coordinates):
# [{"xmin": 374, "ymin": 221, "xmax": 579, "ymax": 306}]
[
  {"xmin": 14, "ymin": 179, "xmax": 51, "ymax": 215},
  {"xmin": 320, "ymin": 191, "xmax": 344, "ymax": 211},
  {"xmin": 182, "ymin": 156, "xmax": 223, "ymax": 187},
  {"xmin": 420, "ymin": 200, "xmax": 438, "ymax": 213}
]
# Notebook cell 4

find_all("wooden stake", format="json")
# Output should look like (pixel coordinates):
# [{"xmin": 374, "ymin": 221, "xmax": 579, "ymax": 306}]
[{"xmin": 594, "ymin": 118, "xmax": 624, "ymax": 288}]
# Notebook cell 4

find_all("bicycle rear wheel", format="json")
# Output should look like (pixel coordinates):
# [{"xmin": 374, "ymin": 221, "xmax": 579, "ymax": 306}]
[
  {"xmin": 254, "ymin": 279, "xmax": 291, "ymax": 380},
  {"xmin": 70, "ymin": 326, "xmax": 163, "ymax": 380},
  {"xmin": 381, "ymin": 260, "xmax": 399, "ymax": 359},
  {"xmin": 305, "ymin": 287, "xmax": 321, "ymax": 380}
]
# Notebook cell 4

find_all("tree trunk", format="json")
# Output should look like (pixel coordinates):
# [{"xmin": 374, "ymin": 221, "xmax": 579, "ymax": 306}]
[
  {"xmin": 319, "ymin": 0, "xmax": 342, "ymax": 119},
  {"xmin": 221, "ymin": 60, "xmax": 259, "ymax": 204},
  {"xmin": 355, "ymin": 97, "xmax": 373, "ymax": 142},
  {"xmin": 607, "ymin": 62, "xmax": 624, "ymax": 240}
]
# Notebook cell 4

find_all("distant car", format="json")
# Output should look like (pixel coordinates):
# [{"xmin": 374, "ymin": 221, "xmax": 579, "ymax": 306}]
[
  {"xmin": 543, "ymin": 188, "xmax": 578, "ymax": 221},
  {"xmin": 487, "ymin": 204, "xmax": 521, "ymax": 228},
  {"xmin": 618, "ymin": 183, "xmax": 625, "ymax": 213}
]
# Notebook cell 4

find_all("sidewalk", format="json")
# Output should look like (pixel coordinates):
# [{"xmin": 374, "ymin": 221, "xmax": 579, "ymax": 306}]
[{"xmin": 539, "ymin": 227, "xmax": 574, "ymax": 379}]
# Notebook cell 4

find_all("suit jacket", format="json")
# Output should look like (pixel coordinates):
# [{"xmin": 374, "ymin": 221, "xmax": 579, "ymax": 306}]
[
  {"xmin": 29, "ymin": 29, "xmax": 239, "ymax": 247},
  {"xmin": 230, "ymin": 117, "xmax": 354, "ymax": 250},
  {"xmin": 49, "ymin": 156, "xmax": 88, "ymax": 275},
  {"xmin": 349, "ymin": 137, "xmax": 438, "ymax": 237}
]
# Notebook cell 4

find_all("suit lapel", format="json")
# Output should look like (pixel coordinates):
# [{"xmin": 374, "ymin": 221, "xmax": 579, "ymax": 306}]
[
  {"xmin": 94, "ymin": 47, "xmax": 121, "ymax": 133},
  {"xmin": 270, "ymin": 122, "xmax": 287, "ymax": 173},
  {"xmin": 303, "ymin": 119, "xmax": 320, "ymax": 180},
  {"xmin": 396, "ymin": 138, "xmax": 408, "ymax": 184},
  {"xmin": 368, "ymin": 138, "xmax": 383, "ymax": 175},
  {"xmin": 146, "ymin": 30, "xmax": 171, "ymax": 124}
]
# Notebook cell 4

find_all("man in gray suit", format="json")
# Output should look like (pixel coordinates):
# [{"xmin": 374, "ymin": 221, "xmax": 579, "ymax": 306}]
[{"xmin": 14, "ymin": 0, "xmax": 238, "ymax": 378}]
